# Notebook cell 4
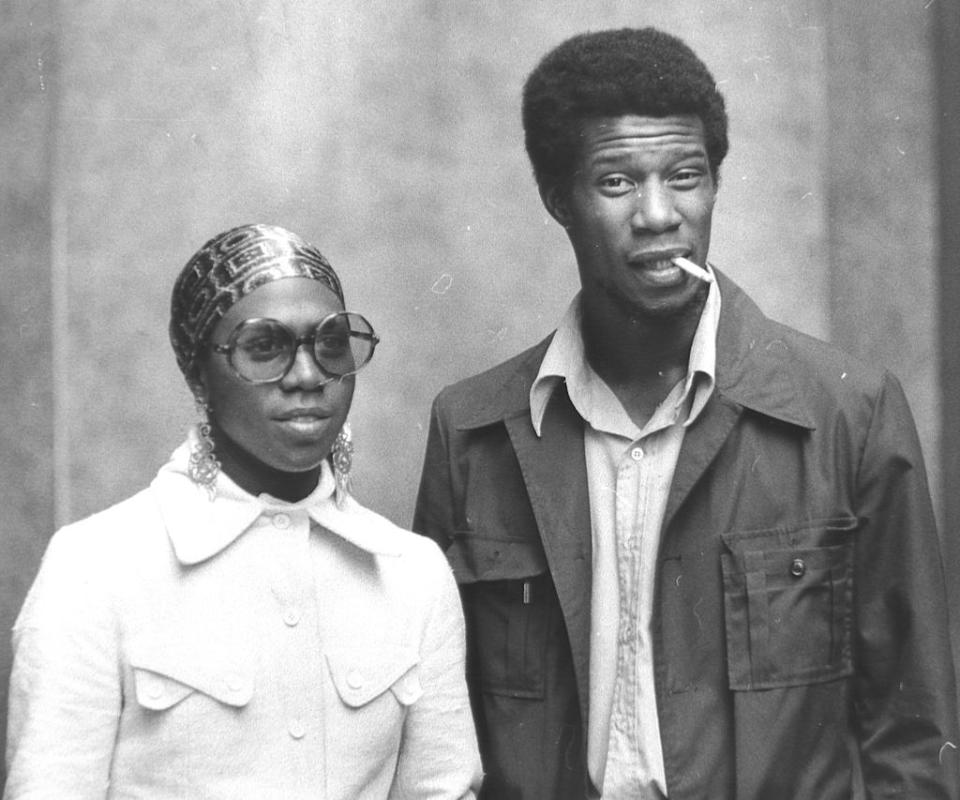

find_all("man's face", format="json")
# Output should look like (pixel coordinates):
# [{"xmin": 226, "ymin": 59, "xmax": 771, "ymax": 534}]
[{"xmin": 546, "ymin": 114, "xmax": 717, "ymax": 320}]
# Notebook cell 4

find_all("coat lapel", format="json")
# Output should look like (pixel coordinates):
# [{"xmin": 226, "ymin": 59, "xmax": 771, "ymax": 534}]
[
  {"xmin": 504, "ymin": 389, "xmax": 592, "ymax": 734},
  {"xmin": 664, "ymin": 273, "xmax": 818, "ymax": 529}
]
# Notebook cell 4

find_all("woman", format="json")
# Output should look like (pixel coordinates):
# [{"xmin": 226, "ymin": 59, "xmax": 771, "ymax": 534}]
[{"xmin": 5, "ymin": 224, "xmax": 482, "ymax": 798}]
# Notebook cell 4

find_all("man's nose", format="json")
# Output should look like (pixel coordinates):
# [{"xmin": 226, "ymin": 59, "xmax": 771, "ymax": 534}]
[{"xmin": 631, "ymin": 183, "xmax": 681, "ymax": 233}]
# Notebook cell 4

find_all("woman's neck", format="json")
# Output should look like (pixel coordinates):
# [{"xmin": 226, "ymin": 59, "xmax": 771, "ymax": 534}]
[{"xmin": 207, "ymin": 421, "xmax": 322, "ymax": 502}]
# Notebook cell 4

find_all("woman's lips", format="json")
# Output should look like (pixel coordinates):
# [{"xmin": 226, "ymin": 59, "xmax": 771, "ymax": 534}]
[{"xmin": 274, "ymin": 410, "xmax": 331, "ymax": 436}]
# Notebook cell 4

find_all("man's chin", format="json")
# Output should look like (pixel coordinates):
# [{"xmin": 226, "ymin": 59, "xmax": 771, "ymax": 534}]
[{"xmin": 601, "ymin": 279, "xmax": 708, "ymax": 322}]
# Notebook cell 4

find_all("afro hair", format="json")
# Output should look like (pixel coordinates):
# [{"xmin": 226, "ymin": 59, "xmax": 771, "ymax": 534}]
[{"xmin": 522, "ymin": 28, "xmax": 729, "ymax": 188}]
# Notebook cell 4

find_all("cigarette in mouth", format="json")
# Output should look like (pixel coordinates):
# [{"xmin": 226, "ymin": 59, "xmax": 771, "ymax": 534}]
[{"xmin": 671, "ymin": 256, "xmax": 714, "ymax": 283}]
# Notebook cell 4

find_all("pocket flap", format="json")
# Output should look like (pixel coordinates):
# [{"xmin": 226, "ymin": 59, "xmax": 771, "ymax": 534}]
[
  {"xmin": 446, "ymin": 533, "xmax": 548, "ymax": 583},
  {"xmin": 325, "ymin": 648, "xmax": 421, "ymax": 708},
  {"xmin": 132, "ymin": 669, "xmax": 197, "ymax": 710},
  {"xmin": 720, "ymin": 517, "xmax": 857, "ymax": 558},
  {"xmin": 129, "ymin": 639, "xmax": 253, "ymax": 709}
]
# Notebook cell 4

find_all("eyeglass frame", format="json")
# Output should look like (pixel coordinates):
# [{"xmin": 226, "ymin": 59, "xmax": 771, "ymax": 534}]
[{"xmin": 209, "ymin": 311, "xmax": 380, "ymax": 385}]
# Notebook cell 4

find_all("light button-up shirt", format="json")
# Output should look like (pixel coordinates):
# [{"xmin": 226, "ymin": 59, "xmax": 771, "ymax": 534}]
[{"xmin": 530, "ymin": 279, "xmax": 720, "ymax": 798}]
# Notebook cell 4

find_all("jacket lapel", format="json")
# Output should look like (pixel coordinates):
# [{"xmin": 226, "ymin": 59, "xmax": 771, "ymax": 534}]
[
  {"xmin": 504, "ymin": 391, "xmax": 592, "ymax": 733},
  {"xmin": 664, "ymin": 273, "xmax": 818, "ymax": 528}
]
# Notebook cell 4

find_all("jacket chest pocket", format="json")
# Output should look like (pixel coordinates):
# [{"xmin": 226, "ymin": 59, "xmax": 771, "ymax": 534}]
[
  {"xmin": 720, "ymin": 520, "xmax": 856, "ymax": 690},
  {"xmin": 129, "ymin": 638, "xmax": 253, "ymax": 712},
  {"xmin": 447, "ymin": 532, "xmax": 555, "ymax": 700}
]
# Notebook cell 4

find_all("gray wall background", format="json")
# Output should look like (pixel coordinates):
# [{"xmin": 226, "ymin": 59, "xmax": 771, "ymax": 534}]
[{"xmin": 2, "ymin": 0, "xmax": 957, "ymax": 783}]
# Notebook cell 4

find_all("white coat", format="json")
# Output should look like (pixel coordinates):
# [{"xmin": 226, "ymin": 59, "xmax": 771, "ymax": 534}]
[{"xmin": 5, "ymin": 433, "xmax": 482, "ymax": 799}]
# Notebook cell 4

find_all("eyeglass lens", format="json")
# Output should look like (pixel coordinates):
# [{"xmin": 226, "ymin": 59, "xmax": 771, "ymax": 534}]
[{"xmin": 229, "ymin": 313, "xmax": 376, "ymax": 383}]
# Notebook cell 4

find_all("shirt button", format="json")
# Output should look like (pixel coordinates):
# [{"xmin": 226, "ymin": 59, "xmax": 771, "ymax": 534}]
[
  {"xmin": 288, "ymin": 719, "xmax": 306, "ymax": 740},
  {"xmin": 283, "ymin": 607, "xmax": 301, "ymax": 627},
  {"xmin": 790, "ymin": 557, "xmax": 806, "ymax": 578},
  {"xmin": 272, "ymin": 513, "xmax": 291, "ymax": 529},
  {"xmin": 147, "ymin": 679, "xmax": 163, "ymax": 700},
  {"xmin": 346, "ymin": 668, "xmax": 365, "ymax": 690},
  {"xmin": 630, "ymin": 447, "xmax": 644, "ymax": 461}
]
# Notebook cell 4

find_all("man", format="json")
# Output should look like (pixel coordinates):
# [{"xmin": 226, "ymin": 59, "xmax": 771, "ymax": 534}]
[{"xmin": 414, "ymin": 27, "xmax": 959, "ymax": 799}]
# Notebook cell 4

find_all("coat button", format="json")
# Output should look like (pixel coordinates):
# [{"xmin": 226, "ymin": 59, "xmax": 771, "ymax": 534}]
[
  {"xmin": 346, "ymin": 668, "xmax": 365, "ymax": 690},
  {"xmin": 283, "ymin": 607, "xmax": 301, "ymax": 627},
  {"xmin": 630, "ymin": 447, "xmax": 644, "ymax": 461},
  {"xmin": 790, "ymin": 557, "xmax": 806, "ymax": 578},
  {"xmin": 288, "ymin": 719, "xmax": 306, "ymax": 739},
  {"xmin": 224, "ymin": 672, "xmax": 245, "ymax": 693}
]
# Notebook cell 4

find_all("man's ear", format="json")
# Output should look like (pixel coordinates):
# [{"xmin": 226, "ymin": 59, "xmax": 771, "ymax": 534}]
[{"xmin": 539, "ymin": 181, "xmax": 573, "ymax": 228}]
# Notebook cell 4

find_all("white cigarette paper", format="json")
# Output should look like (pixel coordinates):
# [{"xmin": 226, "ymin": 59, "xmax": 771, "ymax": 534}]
[{"xmin": 672, "ymin": 256, "xmax": 715, "ymax": 283}]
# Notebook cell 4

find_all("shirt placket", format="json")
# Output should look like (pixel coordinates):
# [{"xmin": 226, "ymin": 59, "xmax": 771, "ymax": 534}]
[{"xmin": 607, "ymin": 440, "xmax": 648, "ymax": 794}]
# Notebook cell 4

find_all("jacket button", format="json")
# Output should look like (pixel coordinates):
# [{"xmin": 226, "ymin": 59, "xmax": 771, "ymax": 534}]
[
  {"xmin": 790, "ymin": 557, "xmax": 806, "ymax": 578},
  {"xmin": 288, "ymin": 719, "xmax": 306, "ymax": 740},
  {"xmin": 346, "ymin": 669, "xmax": 365, "ymax": 690},
  {"xmin": 224, "ymin": 672, "xmax": 245, "ymax": 693}
]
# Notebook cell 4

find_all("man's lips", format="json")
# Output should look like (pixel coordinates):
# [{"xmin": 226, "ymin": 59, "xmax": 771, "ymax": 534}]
[{"xmin": 627, "ymin": 249, "xmax": 689, "ymax": 269}]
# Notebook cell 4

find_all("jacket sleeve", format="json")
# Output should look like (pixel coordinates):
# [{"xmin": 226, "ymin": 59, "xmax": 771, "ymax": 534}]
[
  {"xmin": 853, "ymin": 372, "xmax": 960, "ymax": 798},
  {"xmin": 389, "ymin": 542, "xmax": 483, "ymax": 799},
  {"xmin": 4, "ymin": 527, "xmax": 121, "ymax": 800},
  {"xmin": 413, "ymin": 396, "xmax": 458, "ymax": 551}
]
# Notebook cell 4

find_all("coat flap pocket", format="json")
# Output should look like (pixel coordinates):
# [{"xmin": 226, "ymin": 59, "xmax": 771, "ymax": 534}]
[
  {"xmin": 446, "ymin": 532, "xmax": 548, "ymax": 583},
  {"xmin": 132, "ymin": 669, "xmax": 196, "ymax": 710},
  {"xmin": 720, "ymin": 516, "xmax": 858, "ymax": 563},
  {"xmin": 129, "ymin": 637, "xmax": 253, "ymax": 709},
  {"xmin": 326, "ymin": 647, "xmax": 421, "ymax": 708}
]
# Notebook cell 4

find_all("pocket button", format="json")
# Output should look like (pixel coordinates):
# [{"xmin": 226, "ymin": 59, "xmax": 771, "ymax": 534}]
[
  {"xmin": 346, "ymin": 668, "xmax": 365, "ymax": 690},
  {"xmin": 789, "ymin": 557, "xmax": 806, "ymax": 578}
]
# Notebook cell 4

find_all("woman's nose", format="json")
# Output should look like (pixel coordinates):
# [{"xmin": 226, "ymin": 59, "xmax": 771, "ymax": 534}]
[{"xmin": 280, "ymin": 344, "xmax": 331, "ymax": 390}]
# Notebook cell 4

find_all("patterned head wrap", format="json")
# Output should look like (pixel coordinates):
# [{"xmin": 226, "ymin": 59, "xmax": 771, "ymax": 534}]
[{"xmin": 170, "ymin": 223, "xmax": 343, "ymax": 382}]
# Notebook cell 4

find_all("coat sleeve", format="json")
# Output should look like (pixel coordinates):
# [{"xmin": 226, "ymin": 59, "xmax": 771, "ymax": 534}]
[
  {"xmin": 4, "ymin": 527, "xmax": 121, "ymax": 800},
  {"xmin": 853, "ymin": 372, "xmax": 960, "ymax": 798},
  {"xmin": 389, "ymin": 542, "xmax": 483, "ymax": 799}
]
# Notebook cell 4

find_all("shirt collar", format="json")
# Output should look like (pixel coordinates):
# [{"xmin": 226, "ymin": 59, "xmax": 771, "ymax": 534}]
[
  {"xmin": 529, "ymin": 271, "xmax": 721, "ymax": 437},
  {"xmin": 150, "ymin": 426, "xmax": 405, "ymax": 565}
]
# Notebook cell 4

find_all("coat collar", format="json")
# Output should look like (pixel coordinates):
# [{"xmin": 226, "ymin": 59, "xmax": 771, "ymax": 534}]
[
  {"xmin": 150, "ymin": 429, "xmax": 405, "ymax": 566},
  {"xmin": 455, "ymin": 269, "xmax": 817, "ymax": 432}
]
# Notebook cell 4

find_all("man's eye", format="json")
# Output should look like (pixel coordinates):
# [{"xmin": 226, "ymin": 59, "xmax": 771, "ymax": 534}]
[
  {"xmin": 670, "ymin": 170, "xmax": 704, "ymax": 187},
  {"xmin": 598, "ymin": 175, "xmax": 633, "ymax": 194}
]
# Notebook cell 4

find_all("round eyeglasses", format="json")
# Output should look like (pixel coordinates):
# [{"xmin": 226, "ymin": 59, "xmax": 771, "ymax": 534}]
[{"xmin": 211, "ymin": 312, "xmax": 379, "ymax": 384}]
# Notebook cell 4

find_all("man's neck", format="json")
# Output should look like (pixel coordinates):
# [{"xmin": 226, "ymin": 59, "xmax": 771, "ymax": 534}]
[{"xmin": 580, "ymin": 292, "xmax": 705, "ymax": 427}]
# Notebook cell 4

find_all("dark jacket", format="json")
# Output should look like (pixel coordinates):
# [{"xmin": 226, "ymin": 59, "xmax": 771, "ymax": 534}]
[{"xmin": 414, "ymin": 272, "xmax": 959, "ymax": 800}]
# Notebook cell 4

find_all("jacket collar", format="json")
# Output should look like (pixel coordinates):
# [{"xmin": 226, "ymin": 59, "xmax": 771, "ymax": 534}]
[
  {"xmin": 150, "ymin": 429, "xmax": 404, "ymax": 566},
  {"xmin": 711, "ymin": 270, "xmax": 817, "ymax": 430},
  {"xmin": 455, "ymin": 269, "xmax": 817, "ymax": 432}
]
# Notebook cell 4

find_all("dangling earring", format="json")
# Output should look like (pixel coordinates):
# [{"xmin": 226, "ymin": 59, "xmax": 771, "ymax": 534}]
[
  {"xmin": 331, "ymin": 422, "xmax": 353, "ymax": 509},
  {"xmin": 189, "ymin": 397, "xmax": 220, "ymax": 500}
]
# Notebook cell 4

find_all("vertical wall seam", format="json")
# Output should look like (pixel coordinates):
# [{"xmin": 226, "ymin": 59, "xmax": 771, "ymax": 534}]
[{"xmin": 49, "ymin": 0, "xmax": 70, "ymax": 529}]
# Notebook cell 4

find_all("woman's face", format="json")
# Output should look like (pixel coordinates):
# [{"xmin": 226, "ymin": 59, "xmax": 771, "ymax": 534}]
[{"xmin": 196, "ymin": 277, "xmax": 354, "ymax": 476}]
